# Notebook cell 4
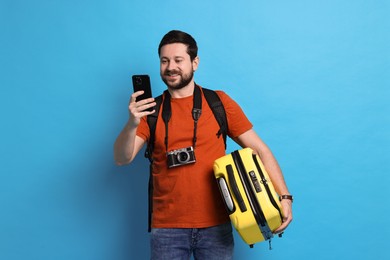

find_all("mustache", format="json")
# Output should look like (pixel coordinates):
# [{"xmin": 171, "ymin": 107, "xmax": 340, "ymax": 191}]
[{"xmin": 164, "ymin": 69, "xmax": 181, "ymax": 76}]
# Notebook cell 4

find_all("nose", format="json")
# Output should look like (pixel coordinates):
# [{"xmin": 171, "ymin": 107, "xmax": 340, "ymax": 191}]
[{"xmin": 166, "ymin": 60, "xmax": 176, "ymax": 71}]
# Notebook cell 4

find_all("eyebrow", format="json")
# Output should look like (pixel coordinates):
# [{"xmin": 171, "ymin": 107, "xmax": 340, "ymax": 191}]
[{"xmin": 160, "ymin": 55, "xmax": 185, "ymax": 60}]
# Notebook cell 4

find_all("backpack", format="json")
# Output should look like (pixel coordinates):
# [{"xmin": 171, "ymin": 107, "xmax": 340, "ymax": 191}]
[{"xmin": 144, "ymin": 87, "xmax": 228, "ymax": 232}]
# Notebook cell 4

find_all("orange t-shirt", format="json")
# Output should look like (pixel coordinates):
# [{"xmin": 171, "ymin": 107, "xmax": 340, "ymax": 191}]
[{"xmin": 136, "ymin": 87, "xmax": 253, "ymax": 228}]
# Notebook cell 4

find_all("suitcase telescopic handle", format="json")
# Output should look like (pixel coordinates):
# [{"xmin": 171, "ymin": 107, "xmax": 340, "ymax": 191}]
[{"xmin": 226, "ymin": 164, "xmax": 247, "ymax": 212}]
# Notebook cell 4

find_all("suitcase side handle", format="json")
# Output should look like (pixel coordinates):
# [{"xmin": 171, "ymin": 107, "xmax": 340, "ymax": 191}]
[
  {"xmin": 217, "ymin": 177, "xmax": 235, "ymax": 213},
  {"xmin": 226, "ymin": 164, "xmax": 247, "ymax": 212}
]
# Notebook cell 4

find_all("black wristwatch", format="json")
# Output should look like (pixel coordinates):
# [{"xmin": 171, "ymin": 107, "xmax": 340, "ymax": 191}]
[{"xmin": 279, "ymin": 194, "xmax": 293, "ymax": 202}]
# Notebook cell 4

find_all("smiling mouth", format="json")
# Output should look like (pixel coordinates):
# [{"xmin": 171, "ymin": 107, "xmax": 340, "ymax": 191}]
[{"xmin": 165, "ymin": 70, "xmax": 181, "ymax": 77}]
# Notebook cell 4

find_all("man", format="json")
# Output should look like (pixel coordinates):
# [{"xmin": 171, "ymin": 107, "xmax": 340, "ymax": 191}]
[{"xmin": 114, "ymin": 30, "xmax": 293, "ymax": 259}]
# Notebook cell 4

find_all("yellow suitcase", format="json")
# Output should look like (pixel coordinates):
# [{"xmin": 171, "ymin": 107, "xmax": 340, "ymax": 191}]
[{"xmin": 213, "ymin": 148, "xmax": 283, "ymax": 247}]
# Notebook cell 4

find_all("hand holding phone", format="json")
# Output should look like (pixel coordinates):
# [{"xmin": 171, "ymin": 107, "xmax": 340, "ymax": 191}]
[{"xmin": 132, "ymin": 75, "xmax": 154, "ymax": 112}]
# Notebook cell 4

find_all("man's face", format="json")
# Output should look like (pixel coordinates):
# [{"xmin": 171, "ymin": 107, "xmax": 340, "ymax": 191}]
[{"xmin": 159, "ymin": 43, "xmax": 199, "ymax": 90}]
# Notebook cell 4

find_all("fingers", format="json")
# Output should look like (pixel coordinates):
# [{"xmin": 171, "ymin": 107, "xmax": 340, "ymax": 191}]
[
  {"xmin": 130, "ymin": 90, "xmax": 144, "ymax": 103},
  {"xmin": 274, "ymin": 215, "xmax": 292, "ymax": 234},
  {"xmin": 129, "ymin": 91, "xmax": 156, "ymax": 116},
  {"xmin": 273, "ymin": 200, "xmax": 293, "ymax": 235},
  {"xmin": 130, "ymin": 99, "xmax": 156, "ymax": 114},
  {"xmin": 274, "ymin": 225, "xmax": 286, "ymax": 235}
]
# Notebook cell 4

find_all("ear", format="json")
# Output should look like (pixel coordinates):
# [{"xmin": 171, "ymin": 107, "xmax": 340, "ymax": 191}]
[{"xmin": 192, "ymin": 56, "xmax": 199, "ymax": 71}]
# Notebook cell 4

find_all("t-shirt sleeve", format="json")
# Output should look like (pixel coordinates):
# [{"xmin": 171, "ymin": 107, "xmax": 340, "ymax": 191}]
[
  {"xmin": 136, "ymin": 116, "xmax": 150, "ymax": 142},
  {"xmin": 216, "ymin": 90, "xmax": 253, "ymax": 138}
]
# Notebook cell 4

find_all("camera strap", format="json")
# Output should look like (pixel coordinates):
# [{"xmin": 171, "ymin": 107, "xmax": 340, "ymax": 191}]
[{"xmin": 161, "ymin": 84, "xmax": 202, "ymax": 152}]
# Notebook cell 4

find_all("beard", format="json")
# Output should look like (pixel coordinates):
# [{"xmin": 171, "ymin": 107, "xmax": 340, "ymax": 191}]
[{"xmin": 161, "ymin": 69, "xmax": 194, "ymax": 90}]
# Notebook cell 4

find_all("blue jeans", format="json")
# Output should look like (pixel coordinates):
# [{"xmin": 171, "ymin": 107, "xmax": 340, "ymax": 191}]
[{"xmin": 150, "ymin": 222, "xmax": 234, "ymax": 260}]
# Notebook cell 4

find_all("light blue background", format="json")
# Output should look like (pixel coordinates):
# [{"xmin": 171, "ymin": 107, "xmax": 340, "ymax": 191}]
[{"xmin": 1, "ymin": 0, "xmax": 389, "ymax": 259}]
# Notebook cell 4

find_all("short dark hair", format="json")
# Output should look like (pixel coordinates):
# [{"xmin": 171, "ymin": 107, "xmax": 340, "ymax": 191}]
[{"xmin": 158, "ymin": 30, "xmax": 198, "ymax": 61}]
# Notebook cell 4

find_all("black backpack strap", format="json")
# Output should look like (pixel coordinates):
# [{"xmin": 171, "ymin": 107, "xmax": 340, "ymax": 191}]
[
  {"xmin": 147, "ymin": 163, "xmax": 153, "ymax": 233},
  {"xmin": 145, "ymin": 95, "xmax": 163, "ymax": 162},
  {"xmin": 145, "ymin": 94, "xmax": 163, "ymax": 232},
  {"xmin": 202, "ymin": 88, "xmax": 228, "ymax": 149}
]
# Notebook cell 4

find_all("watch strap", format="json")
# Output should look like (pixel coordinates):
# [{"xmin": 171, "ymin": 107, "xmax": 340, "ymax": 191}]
[{"xmin": 279, "ymin": 194, "xmax": 293, "ymax": 202}]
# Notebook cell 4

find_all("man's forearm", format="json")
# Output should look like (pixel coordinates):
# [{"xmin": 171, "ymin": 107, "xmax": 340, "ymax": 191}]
[
  {"xmin": 114, "ymin": 121, "xmax": 138, "ymax": 165},
  {"xmin": 256, "ymin": 147, "xmax": 290, "ymax": 195},
  {"xmin": 235, "ymin": 129, "xmax": 290, "ymax": 195}
]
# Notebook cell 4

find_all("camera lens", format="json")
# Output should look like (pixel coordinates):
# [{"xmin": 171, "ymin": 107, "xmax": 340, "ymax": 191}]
[
  {"xmin": 135, "ymin": 77, "xmax": 142, "ymax": 85},
  {"xmin": 177, "ymin": 151, "xmax": 189, "ymax": 163}
]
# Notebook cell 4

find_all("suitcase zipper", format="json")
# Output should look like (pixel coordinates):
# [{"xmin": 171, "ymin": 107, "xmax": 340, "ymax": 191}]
[
  {"xmin": 252, "ymin": 154, "xmax": 283, "ymax": 221},
  {"xmin": 232, "ymin": 150, "xmax": 273, "ymax": 241}
]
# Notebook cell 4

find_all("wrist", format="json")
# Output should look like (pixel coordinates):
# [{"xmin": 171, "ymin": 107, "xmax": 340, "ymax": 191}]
[
  {"xmin": 279, "ymin": 194, "xmax": 293, "ymax": 203},
  {"xmin": 126, "ymin": 118, "xmax": 139, "ymax": 129}
]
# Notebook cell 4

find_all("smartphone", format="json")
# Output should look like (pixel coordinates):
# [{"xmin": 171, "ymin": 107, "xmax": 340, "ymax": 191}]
[{"xmin": 132, "ymin": 75, "xmax": 153, "ymax": 111}]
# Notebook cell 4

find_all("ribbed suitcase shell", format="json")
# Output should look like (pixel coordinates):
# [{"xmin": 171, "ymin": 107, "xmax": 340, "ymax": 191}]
[{"xmin": 213, "ymin": 148, "xmax": 283, "ymax": 246}]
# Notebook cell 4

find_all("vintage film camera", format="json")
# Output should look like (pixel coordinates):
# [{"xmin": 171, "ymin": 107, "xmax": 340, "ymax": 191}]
[{"xmin": 167, "ymin": 146, "xmax": 196, "ymax": 168}]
